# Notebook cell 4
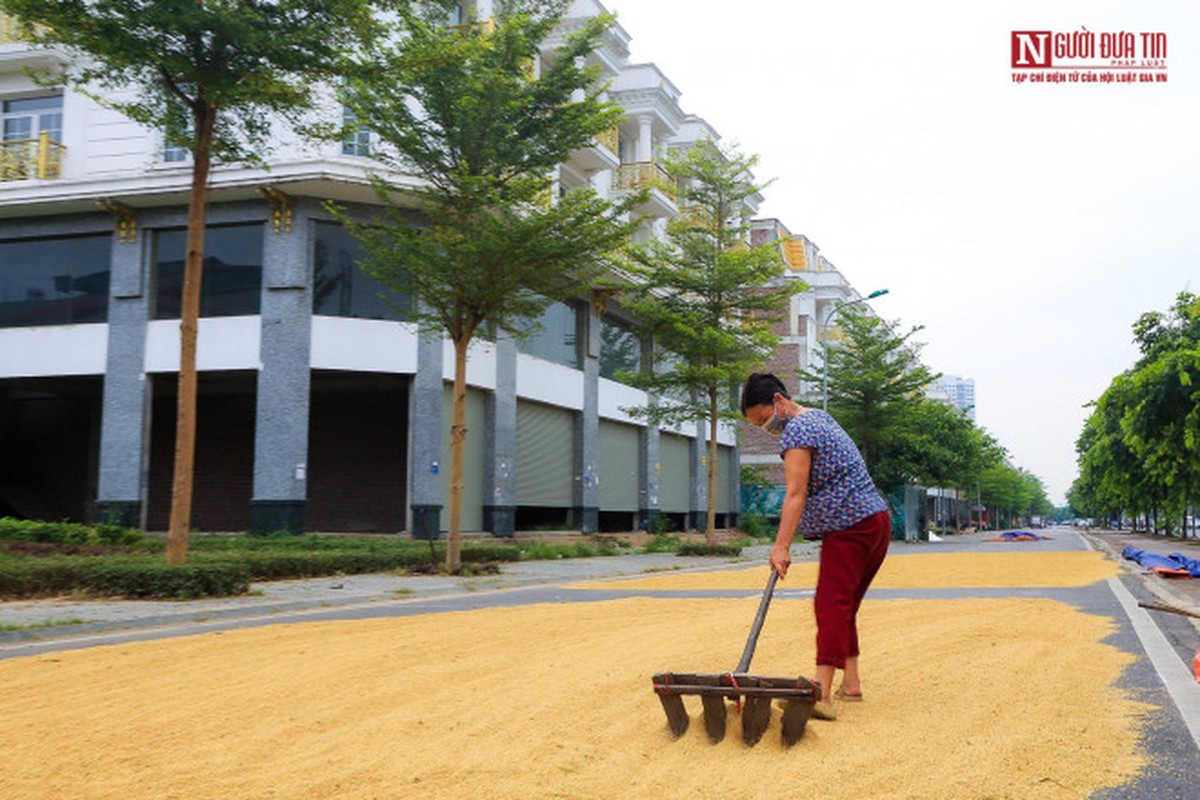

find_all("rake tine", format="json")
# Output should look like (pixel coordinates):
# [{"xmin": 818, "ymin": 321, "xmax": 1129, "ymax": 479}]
[
  {"xmin": 741, "ymin": 695, "xmax": 772, "ymax": 746},
  {"xmin": 700, "ymin": 694, "xmax": 727, "ymax": 743},
  {"xmin": 656, "ymin": 691, "xmax": 689, "ymax": 737},
  {"xmin": 780, "ymin": 698, "xmax": 811, "ymax": 746}
]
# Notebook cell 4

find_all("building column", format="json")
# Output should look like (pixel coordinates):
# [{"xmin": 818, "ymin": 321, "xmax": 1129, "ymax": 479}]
[
  {"xmin": 483, "ymin": 332, "xmax": 517, "ymax": 537},
  {"xmin": 251, "ymin": 199, "xmax": 312, "ymax": 534},
  {"xmin": 689, "ymin": 415, "xmax": 708, "ymax": 531},
  {"xmin": 94, "ymin": 224, "xmax": 151, "ymax": 529},
  {"xmin": 573, "ymin": 300, "xmax": 599, "ymax": 533},
  {"xmin": 728, "ymin": 442, "xmax": 741, "ymax": 529},
  {"xmin": 638, "ymin": 423, "xmax": 660, "ymax": 531},
  {"xmin": 637, "ymin": 114, "xmax": 654, "ymax": 162},
  {"xmin": 408, "ymin": 320, "xmax": 443, "ymax": 539}
]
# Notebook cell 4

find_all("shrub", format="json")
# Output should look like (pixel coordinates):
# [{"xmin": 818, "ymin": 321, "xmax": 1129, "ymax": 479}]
[
  {"xmin": 83, "ymin": 561, "xmax": 250, "ymax": 599},
  {"xmin": 0, "ymin": 517, "xmax": 143, "ymax": 547},
  {"xmin": 676, "ymin": 543, "xmax": 743, "ymax": 557},
  {"xmin": 642, "ymin": 533, "xmax": 682, "ymax": 554},
  {"xmin": 738, "ymin": 513, "xmax": 773, "ymax": 539}
]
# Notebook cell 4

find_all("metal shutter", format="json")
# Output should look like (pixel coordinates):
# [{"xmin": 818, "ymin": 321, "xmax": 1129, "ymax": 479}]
[
  {"xmin": 516, "ymin": 400, "xmax": 575, "ymax": 506},
  {"xmin": 598, "ymin": 420, "xmax": 639, "ymax": 511},
  {"xmin": 716, "ymin": 446, "xmax": 732, "ymax": 514},
  {"xmin": 659, "ymin": 433, "xmax": 690, "ymax": 513}
]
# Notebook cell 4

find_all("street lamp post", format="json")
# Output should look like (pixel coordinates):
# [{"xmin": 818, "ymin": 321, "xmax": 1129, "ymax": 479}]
[{"xmin": 820, "ymin": 288, "xmax": 889, "ymax": 412}]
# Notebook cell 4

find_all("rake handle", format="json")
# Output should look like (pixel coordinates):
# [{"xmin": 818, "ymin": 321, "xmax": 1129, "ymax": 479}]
[{"xmin": 735, "ymin": 569, "xmax": 779, "ymax": 673}]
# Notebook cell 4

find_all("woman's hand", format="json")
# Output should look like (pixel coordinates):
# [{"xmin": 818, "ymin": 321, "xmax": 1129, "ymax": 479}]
[{"xmin": 770, "ymin": 542, "xmax": 791, "ymax": 578}]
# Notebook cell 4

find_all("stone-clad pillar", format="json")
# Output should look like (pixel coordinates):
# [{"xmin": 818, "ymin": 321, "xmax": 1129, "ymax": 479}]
[
  {"xmin": 251, "ymin": 201, "xmax": 312, "ymax": 534},
  {"xmin": 408, "ymin": 319, "xmax": 443, "ymax": 539},
  {"xmin": 689, "ymin": 415, "xmax": 708, "ymax": 532},
  {"xmin": 94, "ymin": 223, "xmax": 151, "ymax": 528},
  {"xmin": 573, "ymin": 300, "xmax": 599, "ymax": 533},
  {"xmin": 638, "ymin": 423, "xmax": 660, "ymax": 531},
  {"xmin": 483, "ymin": 332, "xmax": 517, "ymax": 537}
]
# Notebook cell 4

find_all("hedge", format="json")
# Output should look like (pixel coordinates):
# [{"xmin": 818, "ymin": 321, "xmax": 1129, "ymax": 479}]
[
  {"xmin": 0, "ymin": 517, "xmax": 143, "ymax": 547},
  {"xmin": 675, "ymin": 543, "xmax": 743, "ymax": 557},
  {"xmin": 0, "ymin": 557, "xmax": 249, "ymax": 600}
]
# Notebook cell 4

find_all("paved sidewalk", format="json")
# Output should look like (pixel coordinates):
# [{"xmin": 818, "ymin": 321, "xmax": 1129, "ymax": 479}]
[
  {"xmin": 5, "ymin": 526, "xmax": 1198, "ymax": 647},
  {"xmin": 0, "ymin": 545, "xmax": 808, "ymax": 643}
]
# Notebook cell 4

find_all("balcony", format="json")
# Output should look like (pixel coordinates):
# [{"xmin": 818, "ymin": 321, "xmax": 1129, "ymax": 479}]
[
  {"xmin": 613, "ymin": 160, "xmax": 677, "ymax": 218},
  {"xmin": 569, "ymin": 127, "xmax": 619, "ymax": 173},
  {"xmin": 1, "ymin": 12, "xmax": 26, "ymax": 44},
  {"xmin": 0, "ymin": 132, "xmax": 64, "ymax": 181}
]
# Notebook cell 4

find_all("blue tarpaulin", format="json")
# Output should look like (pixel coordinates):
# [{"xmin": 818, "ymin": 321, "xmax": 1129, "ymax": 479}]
[{"xmin": 1121, "ymin": 546, "xmax": 1200, "ymax": 577}]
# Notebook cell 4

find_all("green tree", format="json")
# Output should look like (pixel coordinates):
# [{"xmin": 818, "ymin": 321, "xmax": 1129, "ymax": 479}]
[
  {"xmin": 804, "ymin": 310, "xmax": 938, "ymax": 489},
  {"xmin": 619, "ymin": 140, "xmax": 792, "ymax": 544},
  {"xmin": 1073, "ymin": 293, "xmax": 1200, "ymax": 534},
  {"xmin": 893, "ymin": 400, "xmax": 1003, "ymax": 529},
  {"xmin": 2, "ymin": 0, "xmax": 388, "ymax": 562},
  {"xmin": 331, "ymin": 1, "xmax": 641, "ymax": 571}
]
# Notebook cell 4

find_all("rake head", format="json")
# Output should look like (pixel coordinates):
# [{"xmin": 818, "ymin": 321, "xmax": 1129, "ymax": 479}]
[{"xmin": 652, "ymin": 671, "xmax": 817, "ymax": 746}]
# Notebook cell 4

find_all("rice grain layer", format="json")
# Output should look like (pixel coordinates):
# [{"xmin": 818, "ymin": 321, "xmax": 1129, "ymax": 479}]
[{"xmin": 0, "ymin": 581, "xmax": 1147, "ymax": 799}]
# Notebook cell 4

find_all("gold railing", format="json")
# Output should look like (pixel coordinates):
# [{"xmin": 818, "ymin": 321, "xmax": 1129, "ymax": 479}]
[
  {"xmin": 0, "ymin": 11, "xmax": 40, "ymax": 44},
  {"xmin": 614, "ymin": 161, "xmax": 674, "ymax": 198},
  {"xmin": 0, "ymin": 132, "xmax": 65, "ymax": 181},
  {"xmin": 447, "ymin": 16, "xmax": 495, "ymax": 36},
  {"xmin": 818, "ymin": 324, "xmax": 847, "ymax": 344},
  {"xmin": 594, "ymin": 127, "xmax": 618, "ymax": 155}
]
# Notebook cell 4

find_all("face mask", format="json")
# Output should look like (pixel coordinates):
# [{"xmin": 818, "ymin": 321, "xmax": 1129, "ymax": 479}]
[{"xmin": 760, "ymin": 412, "xmax": 788, "ymax": 437}]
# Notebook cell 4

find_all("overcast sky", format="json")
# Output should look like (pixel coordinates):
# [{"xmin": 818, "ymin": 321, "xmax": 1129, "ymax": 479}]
[{"xmin": 607, "ymin": 0, "xmax": 1198, "ymax": 505}]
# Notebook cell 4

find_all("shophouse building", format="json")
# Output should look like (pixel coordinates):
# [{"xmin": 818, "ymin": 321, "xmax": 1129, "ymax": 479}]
[
  {"xmin": 0, "ymin": 0, "xmax": 740, "ymax": 536},
  {"xmin": 739, "ymin": 218, "xmax": 884, "ymax": 490}
]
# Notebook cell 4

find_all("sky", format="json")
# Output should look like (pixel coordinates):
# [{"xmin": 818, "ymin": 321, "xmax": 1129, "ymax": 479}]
[{"xmin": 606, "ymin": 0, "xmax": 1199, "ymax": 505}]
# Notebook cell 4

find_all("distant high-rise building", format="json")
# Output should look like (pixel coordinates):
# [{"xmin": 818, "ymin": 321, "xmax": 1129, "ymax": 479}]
[{"xmin": 929, "ymin": 375, "xmax": 976, "ymax": 420}]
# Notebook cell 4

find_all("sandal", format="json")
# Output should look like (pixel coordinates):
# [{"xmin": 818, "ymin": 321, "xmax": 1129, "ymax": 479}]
[
  {"xmin": 834, "ymin": 686, "xmax": 864, "ymax": 702},
  {"xmin": 811, "ymin": 700, "xmax": 837, "ymax": 721}
]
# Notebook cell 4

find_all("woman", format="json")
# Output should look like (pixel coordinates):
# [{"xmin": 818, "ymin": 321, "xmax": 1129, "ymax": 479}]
[{"xmin": 740, "ymin": 372, "xmax": 891, "ymax": 721}]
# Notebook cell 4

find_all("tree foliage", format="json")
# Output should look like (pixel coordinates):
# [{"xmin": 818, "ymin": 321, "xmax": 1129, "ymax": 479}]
[
  {"xmin": 1071, "ymin": 292, "xmax": 1200, "ymax": 533},
  {"xmin": 331, "ymin": 0, "xmax": 641, "ymax": 569},
  {"xmin": 618, "ymin": 140, "xmax": 792, "ymax": 542},
  {"xmin": 803, "ymin": 310, "xmax": 938, "ymax": 488}
]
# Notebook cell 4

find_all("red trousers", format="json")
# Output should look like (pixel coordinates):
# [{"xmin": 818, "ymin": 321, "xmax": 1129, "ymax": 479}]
[{"xmin": 814, "ymin": 511, "xmax": 891, "ymax": 668}]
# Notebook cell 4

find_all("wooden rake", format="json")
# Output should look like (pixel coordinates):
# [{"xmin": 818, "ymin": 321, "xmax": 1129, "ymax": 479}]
[{"xmin": 651, "ymin": 570, "xmax": 818, "ymax": 747}]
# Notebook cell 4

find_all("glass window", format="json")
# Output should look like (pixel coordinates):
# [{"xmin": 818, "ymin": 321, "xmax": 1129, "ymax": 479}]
[
  {"xmin": 0, "ymin": 233, "xmax": 111, "ymax": 327},
  {"xmin": 517, "ymin": 300, "xmax": 580, "ymax": 368},
  {"xmin": 152, "ymin": 224, "xmax": 263, "ymax": 319},
  {"xmin": 600, "ymin": 314, "xmax": 641, "ymax": 381},
  {"xmin": 162, "ymin": 95, "xmax": 190, "ymax": 162},
  {"xmin": 2, "ymin": 95, "xmax": 63, "ymax": 143},
  {"xmin": 312, "ymin": 222, "xmax": 410, "ymax": 320},
  {"xmin": 341, "ymin": 105, "xmax": 371, "ymax": 157}
]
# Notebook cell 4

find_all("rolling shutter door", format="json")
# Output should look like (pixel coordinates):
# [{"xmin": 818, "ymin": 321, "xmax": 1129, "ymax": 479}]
[
  {"xmin": 598, "ymin": 420, "xmax": 639, "ymax": 511},
  {"xmin": 659, "ymin": 433, "xmax": 690, "ymax": 513},
  {"xmin": 716, "ymin": 446, "xmax": 732, "ymax": 514},
  {"xmin": 516, "ymin": 400, "xmax": 575, "ymax": 506}
]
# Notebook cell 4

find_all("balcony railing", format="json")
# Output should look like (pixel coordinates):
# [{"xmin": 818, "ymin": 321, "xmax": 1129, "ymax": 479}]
[
  {"xmin": 594, "ymin": 127, "xmax": 618, "ymax": 155},
  {"xmin": 0, "ymin": 11, "xmax": 41, "ymax": 44},
  {"xmin": 614, "ymin": 161, "xmax": 674, "ymax": 198},
  {"xmin": 0, "ymin": 132, "xmax": 65, "ymax": 181}
]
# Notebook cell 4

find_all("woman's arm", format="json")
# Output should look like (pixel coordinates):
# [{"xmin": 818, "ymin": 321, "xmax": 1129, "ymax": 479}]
[{"xmin": 770, "ymin": 447, "xmax": 812, "ymax": 578}]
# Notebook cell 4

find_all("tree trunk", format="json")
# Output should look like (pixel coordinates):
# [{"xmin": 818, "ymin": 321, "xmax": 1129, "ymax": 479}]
[
  {"xmin": 166, "ymin": 103, "xmax": 216, "ymax": 566},
  {"xmin": 445, "ymin": 335, "xmax": 469, "ymax": 573},
  {"xmin": 706, "ymin": 390, "xmax": 718, "ymax": 546}
]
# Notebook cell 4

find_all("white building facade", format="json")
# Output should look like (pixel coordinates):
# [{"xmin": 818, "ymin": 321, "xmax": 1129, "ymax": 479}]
[{"xmin": 0, "ymin": 1, "xmax": 740, "ymax": 535}]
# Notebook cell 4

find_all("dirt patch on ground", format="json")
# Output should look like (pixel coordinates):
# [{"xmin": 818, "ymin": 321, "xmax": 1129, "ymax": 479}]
[{"xmin": 0, "ymin": 592, "xmax": 1147, "ymax": 799}]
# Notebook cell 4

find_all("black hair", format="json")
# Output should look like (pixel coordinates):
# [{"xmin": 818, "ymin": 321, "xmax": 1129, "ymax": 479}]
[{"xmin": 740, "ymin": 372, "xmax": 790, "ymax": 415}]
